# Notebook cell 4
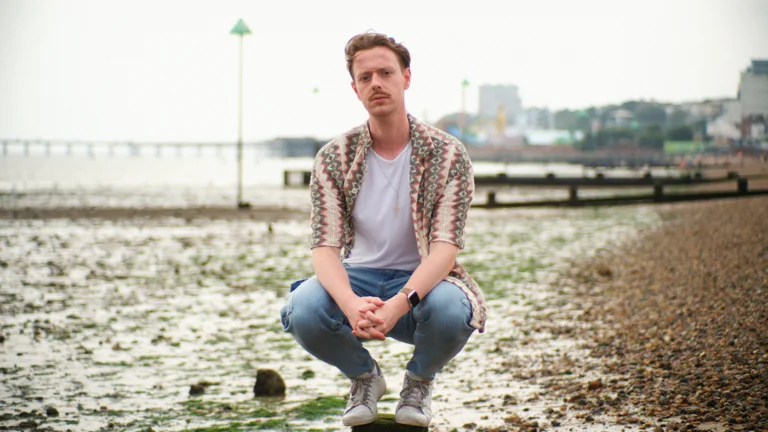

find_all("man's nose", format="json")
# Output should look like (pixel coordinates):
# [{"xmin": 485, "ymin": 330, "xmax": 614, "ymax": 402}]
[{"xmin": 371, "ymin": 73, "xmax": 382, "ymax": 89}]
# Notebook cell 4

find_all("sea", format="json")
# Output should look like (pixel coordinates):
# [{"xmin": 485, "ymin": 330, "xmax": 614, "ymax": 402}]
[{"xmin": 0, "ymin": 142, "xmax": 680, "ymax": 210}]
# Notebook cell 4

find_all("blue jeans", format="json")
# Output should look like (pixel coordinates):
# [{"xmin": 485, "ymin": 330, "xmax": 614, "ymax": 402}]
[{"xmin": 280, "ymin": 266, "xmax": 475, "ymax": 380}]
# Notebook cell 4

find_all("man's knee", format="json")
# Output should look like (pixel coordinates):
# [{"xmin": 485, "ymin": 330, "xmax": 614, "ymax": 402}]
[
  {"xmin": 419, "ymin": 282, "xmax": 474, "ymax": 333},
  {"xmin": 281, "ymin": 277, "xmax": 343, "ymax": 336}
]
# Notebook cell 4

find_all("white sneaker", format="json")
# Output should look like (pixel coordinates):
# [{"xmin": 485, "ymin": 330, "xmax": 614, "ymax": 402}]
[
  {"xmin": 341, "ymin": 361, "xmax": 386, "ymax": 427},
  {"xmin": 395, "ymin": 371, "xmax": 433, "ymax": 427}
]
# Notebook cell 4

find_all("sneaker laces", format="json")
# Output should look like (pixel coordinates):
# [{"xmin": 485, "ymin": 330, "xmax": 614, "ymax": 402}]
[
  {"xmin": 347, "ymin": 374, "xmax": 375, "ymax": 411},
  {"xmin": 399, "ymin": 377, "xmax": 430, "ymax": 409}
]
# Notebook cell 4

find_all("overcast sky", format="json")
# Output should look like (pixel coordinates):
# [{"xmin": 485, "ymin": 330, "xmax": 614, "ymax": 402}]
[{"xmin": 1, "ymin": 0, "xmax": 767, "ymax": 142}]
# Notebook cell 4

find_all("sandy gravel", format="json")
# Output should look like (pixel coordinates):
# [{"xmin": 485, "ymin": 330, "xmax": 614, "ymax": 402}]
[{"xmin": 556, "ymin": 196, "xmax": 768, "ymax": 432}]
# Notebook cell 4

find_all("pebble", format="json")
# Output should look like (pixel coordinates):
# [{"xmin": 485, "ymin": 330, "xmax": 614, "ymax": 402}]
[{"xmin": 568, "ymin": 198, "xmax": 768, "ymax": 431}]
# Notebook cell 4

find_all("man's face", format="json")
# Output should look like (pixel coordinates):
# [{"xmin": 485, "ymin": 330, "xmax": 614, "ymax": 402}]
[{"xmin": 351, "ymin": 46, "xmax": 411, "ymax": 118}]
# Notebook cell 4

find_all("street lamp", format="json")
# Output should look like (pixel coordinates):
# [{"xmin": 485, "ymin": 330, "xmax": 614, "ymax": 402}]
[{"xmin": 230, "ymin": 18, "xmax": 252, "ymax": 209}]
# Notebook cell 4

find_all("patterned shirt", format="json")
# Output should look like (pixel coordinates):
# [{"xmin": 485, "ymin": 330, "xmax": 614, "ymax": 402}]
[{"xmin": 309, "ymin": 114, "xmax": 487, "ymax": 332}]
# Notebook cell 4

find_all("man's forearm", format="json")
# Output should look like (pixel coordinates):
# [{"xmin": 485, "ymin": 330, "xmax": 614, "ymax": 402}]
[
  {"xmin": 312, "ymin": 247, "xmax": 357, "ymax": 312},
  {"xmin": 403, "ymin": 241, "xmax": 459, "ymax": 301}
]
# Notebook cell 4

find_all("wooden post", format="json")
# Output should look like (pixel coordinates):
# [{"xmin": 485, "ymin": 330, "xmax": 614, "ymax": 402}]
[
  {"xmin": 351, "ymin": 413, "xmax": 427, "ymax": 431},
  {"xmin": 568, "ymin": 186, "xmax": 578, "ymax": 202},
  {"xmin": 653, "ymin": 183, "xmax": 664, "ymax": 201},
  {"xmin": 738, "ymin": 177, "xmax": 748, "ymax": 194},
  {"xmin": 487, "ymin": 191, "xmax": 497, "ymax": 207}
]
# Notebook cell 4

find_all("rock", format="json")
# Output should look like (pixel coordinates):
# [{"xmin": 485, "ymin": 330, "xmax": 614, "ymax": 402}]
[
  {"xmin": 45, "ymin": 407, "xmax": 59, "ymax": 417},
  {"xmin": 587, "ymin": 379, "xmax": 602, "ymax": 391},
  {"xmin": 253, "ymin": 369, "xmax": 286, "ymax": 397},
  {"xmin": 17, "ymin": 420, "xmax": 38, "ymax": 429},
  {"xmin": 503, "ymin": 413, "xmax": 522, "ymax": 424},
  {"xmin": 351, "ymin": 413, "xmax": 427, "ymax": 431},
  {"xmin": 502, "ymin": 394, "xmax": 517, "ymax": 405},
  {"xmin": 189, "ymin": 384, "xmax": 205, "ymax": 395}
]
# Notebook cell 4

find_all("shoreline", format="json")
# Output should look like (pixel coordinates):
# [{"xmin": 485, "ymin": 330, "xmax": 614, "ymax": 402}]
[{"xmin": 0, "ymin": 205, "xmax": 309, "ymax": 221}]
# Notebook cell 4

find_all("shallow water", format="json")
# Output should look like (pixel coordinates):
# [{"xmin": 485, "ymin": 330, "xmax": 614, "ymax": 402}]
[
  {"xmin": 0, "ymin": 204, "xmax": 662, "ymax": 431},
  {"xmin": 0, "ymin": 154, "xmax": 670, "ymax": 211}
]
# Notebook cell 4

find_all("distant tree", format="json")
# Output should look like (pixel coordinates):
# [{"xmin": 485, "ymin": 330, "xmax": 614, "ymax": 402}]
[
  {"xmin": 634, "ymin": 104, "xmax": 667, "ymax": 127},
  {"xmin": 554, "ymin": 110, "xmax": 579, "ymax": 131},
  {"xmin": 620, "ymin": 100, "xmax": 640, "ymax": 111},
  {"xmin": 598, "ymin": 105, "xmax": 620, "ymax": 123},
  {"xmin": 595, "ymin": 128, "xmax": 635, "ymax": 147},
  {"xmin": 577, "ymin": 132, "xmax": 598, "ymax": 151},
  {"xmin": 666, "ymin": 125, "xmax": 694, "ymax": 141},
  {"xmin": 667, "ymin": 109, "xmax": 689, "ymax": 129},
  {"xmin": 639, "ymin": 124, "xmax": 665, "ymax": 149}
]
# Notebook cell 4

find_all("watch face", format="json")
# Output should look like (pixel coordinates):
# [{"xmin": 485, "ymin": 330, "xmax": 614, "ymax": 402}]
[{"xmin": 408, "ymin": 291, "xmax": 420, "ymax": 308}]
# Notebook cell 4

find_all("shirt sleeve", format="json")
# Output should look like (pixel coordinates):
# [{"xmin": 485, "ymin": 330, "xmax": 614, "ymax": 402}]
[
  {"xmin": 309, "ymin": 144, "xmax": 345, "ymax": 250},
  {"xmin": 429, "ymin": 146, "xmax": 474, "ymax": 250}
]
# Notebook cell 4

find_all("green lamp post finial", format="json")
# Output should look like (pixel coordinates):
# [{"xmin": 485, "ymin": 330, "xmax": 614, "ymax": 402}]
[{"xmin": 230, "ymin": 19, "xmax": 252, "ymax": 36}]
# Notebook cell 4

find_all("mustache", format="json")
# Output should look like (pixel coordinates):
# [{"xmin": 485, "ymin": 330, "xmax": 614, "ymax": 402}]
[{"xmin": 370, "ymin": 92, "xmax": 389, "ymax": 101}]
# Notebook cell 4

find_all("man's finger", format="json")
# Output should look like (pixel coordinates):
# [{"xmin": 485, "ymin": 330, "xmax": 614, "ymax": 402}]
[
  {"xmin": 356, "ymin": 319, "xmax": 376, "ymax": 329},
  {"xmin": 366, "ymin": 327, "xmax": 386, "ymax": 340},
  {"xmin": 358, "ymin": 303, "xmax": 381, "ymax": 314},
  {"xmin": 361, "ymin": 297, "xmax": 385, "ymax": 306},
  {"xmin": 359, "ymin": 310, "xmax": 384, "ymax": 324},
  {"xmin": 352, "ymin": 328, "xmax": 374, "ymax": 340}
]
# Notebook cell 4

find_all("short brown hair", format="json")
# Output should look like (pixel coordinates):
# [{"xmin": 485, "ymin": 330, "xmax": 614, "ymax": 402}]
[{"xmin": 345, "ymin": 32, "xmax": 411, "ymax": 79}]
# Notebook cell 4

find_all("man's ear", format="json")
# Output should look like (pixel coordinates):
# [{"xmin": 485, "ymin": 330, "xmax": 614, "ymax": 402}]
[
  {"xmin": 403, "ymin": 68, "xmax": 411, "ymax": 90},
  {"xmin": 351, "ymin": 80, "xmax": 361, "ymax": 100}
]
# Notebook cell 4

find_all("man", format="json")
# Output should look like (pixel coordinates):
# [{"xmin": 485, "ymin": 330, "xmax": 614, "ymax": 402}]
[{"xmin": 280, "ymin": 31, "xmax": 487, "ymax": 428}]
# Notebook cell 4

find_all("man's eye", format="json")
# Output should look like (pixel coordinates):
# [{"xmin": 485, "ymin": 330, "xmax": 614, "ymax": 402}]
[
  {"xmin": 360, "ymin": 76, "xmax": 370, "ymax": 81},
  {"xmin": 382, "ymin": 70, "xmax": 391, "ymax": 76}
]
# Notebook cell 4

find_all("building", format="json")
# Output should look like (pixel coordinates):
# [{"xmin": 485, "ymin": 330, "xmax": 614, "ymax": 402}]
[
  {"xmin": 520, "ymin": 107, "xmax": 554, "ymax": 130},
  {"xmin": 478, "ymin": 84, "xmax": 522, "ymax": 123},
  {"xmin": 738, "ymin": 59, "xmax": 768, "ymax": 120}
]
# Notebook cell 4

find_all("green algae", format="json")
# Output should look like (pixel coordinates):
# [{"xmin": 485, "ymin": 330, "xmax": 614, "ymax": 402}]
[{"xmin": 289, "ymin": 396, "xmax": 346, "ymax": 420}]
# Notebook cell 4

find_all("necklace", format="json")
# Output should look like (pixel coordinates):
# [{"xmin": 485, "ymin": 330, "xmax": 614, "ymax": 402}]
[{"xmin": 371, "ymin": 152, "xmax": 404, "ymax": 216}]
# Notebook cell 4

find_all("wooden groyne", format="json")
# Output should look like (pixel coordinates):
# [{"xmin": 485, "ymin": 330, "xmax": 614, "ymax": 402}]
[{"xmin": 283, "ymin": 169, "xmax": 768, "ymax": 207}]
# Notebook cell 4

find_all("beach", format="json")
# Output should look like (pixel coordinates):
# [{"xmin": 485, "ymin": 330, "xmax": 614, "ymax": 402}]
[
  {"xmin": 0, "ymin": 194, "xmax": 766, "ymax": 431},
  {"xmin": 559, "ymin": 196, "xmax": 768, "ymax": 432}
]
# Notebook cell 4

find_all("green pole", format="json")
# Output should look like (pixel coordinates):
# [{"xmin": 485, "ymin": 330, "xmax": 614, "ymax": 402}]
[
  {"xmin": 230, "ymin": 19, "xmax": 252, "ymax": 209},
  {"xmin": 237, "ymin": 33, "xmax": 244, "ymax": 207}
]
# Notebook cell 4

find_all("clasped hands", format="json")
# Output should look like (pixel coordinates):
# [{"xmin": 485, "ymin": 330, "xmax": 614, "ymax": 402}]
[{"xmin": 343, "ymin": 295, "xmax": 408, "ymax": 341}]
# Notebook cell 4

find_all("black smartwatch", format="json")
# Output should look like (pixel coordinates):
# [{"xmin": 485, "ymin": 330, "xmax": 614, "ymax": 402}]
[{"xmin": 400, "ymin": 288, "xmax": 420, "ymax": 309}]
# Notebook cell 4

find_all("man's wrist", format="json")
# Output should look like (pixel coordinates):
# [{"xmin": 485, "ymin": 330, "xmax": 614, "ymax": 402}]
[
  {"xmin": 400, "ymin": 287, "xmax": 420, "ymax": 309},
  {"xmin": 338, "ymin": 293, "xmax": 359, "ymax": 315}
]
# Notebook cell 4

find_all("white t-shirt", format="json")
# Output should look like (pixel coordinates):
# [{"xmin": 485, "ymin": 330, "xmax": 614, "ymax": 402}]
[{"xmin": 343, "ymin": 143, "xmax": 422, "ymax": 271}]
